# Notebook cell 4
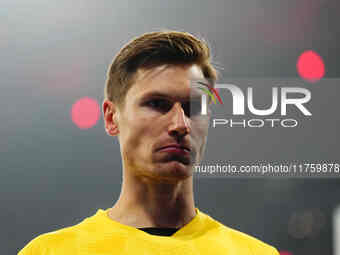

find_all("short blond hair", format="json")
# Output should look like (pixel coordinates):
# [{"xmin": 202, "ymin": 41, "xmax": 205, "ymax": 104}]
[{"xmin": 104, "ymin": 30, "xmax": 218, "ymax": 107}]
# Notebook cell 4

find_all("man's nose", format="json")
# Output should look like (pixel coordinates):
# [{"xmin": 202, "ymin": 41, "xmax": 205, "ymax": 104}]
[{"xmin": 168, "ymin": 102, "xmax": 191, "ymax": 137}]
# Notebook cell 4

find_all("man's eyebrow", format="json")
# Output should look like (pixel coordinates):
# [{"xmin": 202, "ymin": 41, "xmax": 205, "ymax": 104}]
[
  {"xmin": 139, "ymin": 91, "xmax": 202, "ymax": 101},
  {"xmin": 193, "ymin": 81, "xmax": 214, "ymax": 90}
]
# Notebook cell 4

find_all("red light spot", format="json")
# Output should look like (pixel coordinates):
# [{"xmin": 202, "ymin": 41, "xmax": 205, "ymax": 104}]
[
  {"xmin": 71, "ymin": 97, "xmax": 100, "ymax": 129},
  {"xmin": 279, "ymin": 251, "xmax": 293, "ymax": 255},
  {"xmin": 297, "ymin": 50, "xmax": 325, "ymax": 82}
]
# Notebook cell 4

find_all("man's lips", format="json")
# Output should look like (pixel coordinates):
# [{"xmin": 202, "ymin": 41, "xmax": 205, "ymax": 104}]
[
  {"xmin": 159, "ymin": 144, "xmax": 190, "ymax": 151},
  {"xmin": 158, "ymin": 144, "xmax": 191, "ymax": 155}
]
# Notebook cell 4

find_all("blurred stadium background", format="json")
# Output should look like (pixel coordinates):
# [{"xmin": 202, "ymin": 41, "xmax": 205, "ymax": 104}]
[{"xmin": 1, "ymin": 0, "xmax": 339, "ymax": 254}]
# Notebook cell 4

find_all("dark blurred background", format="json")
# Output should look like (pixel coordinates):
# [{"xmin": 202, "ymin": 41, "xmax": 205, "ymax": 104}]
[{"xmin": 1, "ymin": 0, "xmax": 339, "ymax": 254}]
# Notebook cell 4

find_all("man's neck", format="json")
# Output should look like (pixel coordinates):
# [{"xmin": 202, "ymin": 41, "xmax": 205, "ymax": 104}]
[{"xmin": 107, "ymin": 175, "xmax": 196, "ymax": 228}]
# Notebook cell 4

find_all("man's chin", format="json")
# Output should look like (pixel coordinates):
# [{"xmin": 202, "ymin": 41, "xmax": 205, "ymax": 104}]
[{"xmin": 157, "ymin": 160, "xmax": 194, "ymax": 179}]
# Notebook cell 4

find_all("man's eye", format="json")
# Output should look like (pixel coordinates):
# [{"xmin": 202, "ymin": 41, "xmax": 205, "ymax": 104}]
[
  {"xmin": 146, "ymin": 99, "xmax": 172, "ymax": 112},
  {"xmin": 182, "ymin": 101, "xmax": 202, "ymax": 117}
]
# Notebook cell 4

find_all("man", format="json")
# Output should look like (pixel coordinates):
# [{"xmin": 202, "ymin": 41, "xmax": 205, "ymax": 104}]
[{"xmin": 18, "ymin": 31, "xmax": 279, "ymax": 254}]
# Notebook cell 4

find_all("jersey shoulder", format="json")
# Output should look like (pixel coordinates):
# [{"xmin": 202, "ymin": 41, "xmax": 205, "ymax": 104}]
[
  {"xmin": 201, "ymin": 212, "xmax": 279, "ymax": 255},
  {"xmin": 18, "ymin": 222, "xmax": 81, "ymax": 255},
  {"xmin": 18, "ymin": 209, "xmax": 124, "ymax": 255},
  {"xmin": 224, "ymin": 225, "xmax": 279, "ymax": 255}
]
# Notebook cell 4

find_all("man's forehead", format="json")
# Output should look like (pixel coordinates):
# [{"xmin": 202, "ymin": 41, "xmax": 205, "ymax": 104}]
[{"xmin": 126, "ymin": 64, "xmax": 211, "ymax": 102}]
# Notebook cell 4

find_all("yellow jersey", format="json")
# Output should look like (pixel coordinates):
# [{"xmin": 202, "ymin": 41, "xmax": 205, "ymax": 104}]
[{"xmin": 18, "ymin": 208, "xmax": 279, "ymax": 255}]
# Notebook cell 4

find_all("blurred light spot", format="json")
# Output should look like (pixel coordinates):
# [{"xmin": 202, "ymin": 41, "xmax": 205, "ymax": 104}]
[
  {"xmin": 288, "ymin": 209, "xmax": 326, "ymax": 239},
  {"xmin": 297, "ymin": 50, "xmax": 325, "ymax": 82},
  {"xmin": 279, "ymin": 251, "xmax": 293, "ymax": 255},
  {"xmin": 71, "ymin": 97, "xmax": 100, "ymax": 129}
]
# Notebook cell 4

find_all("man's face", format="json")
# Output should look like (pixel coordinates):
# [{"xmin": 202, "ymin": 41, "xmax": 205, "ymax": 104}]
[{"xmin": 104, "ymin": 64, "xmax": 210, "ymax": 183}]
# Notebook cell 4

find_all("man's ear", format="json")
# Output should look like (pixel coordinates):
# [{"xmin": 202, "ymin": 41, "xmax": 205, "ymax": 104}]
[{"xmin": 102, "ymin": 99, "xmax": 120, "ymax": 136}]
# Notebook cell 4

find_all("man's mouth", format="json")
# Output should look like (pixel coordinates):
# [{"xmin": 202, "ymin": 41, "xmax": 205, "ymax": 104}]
[{"xmin": 158, "ymin": 144, "xmax": 190, "ymax": 154}]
